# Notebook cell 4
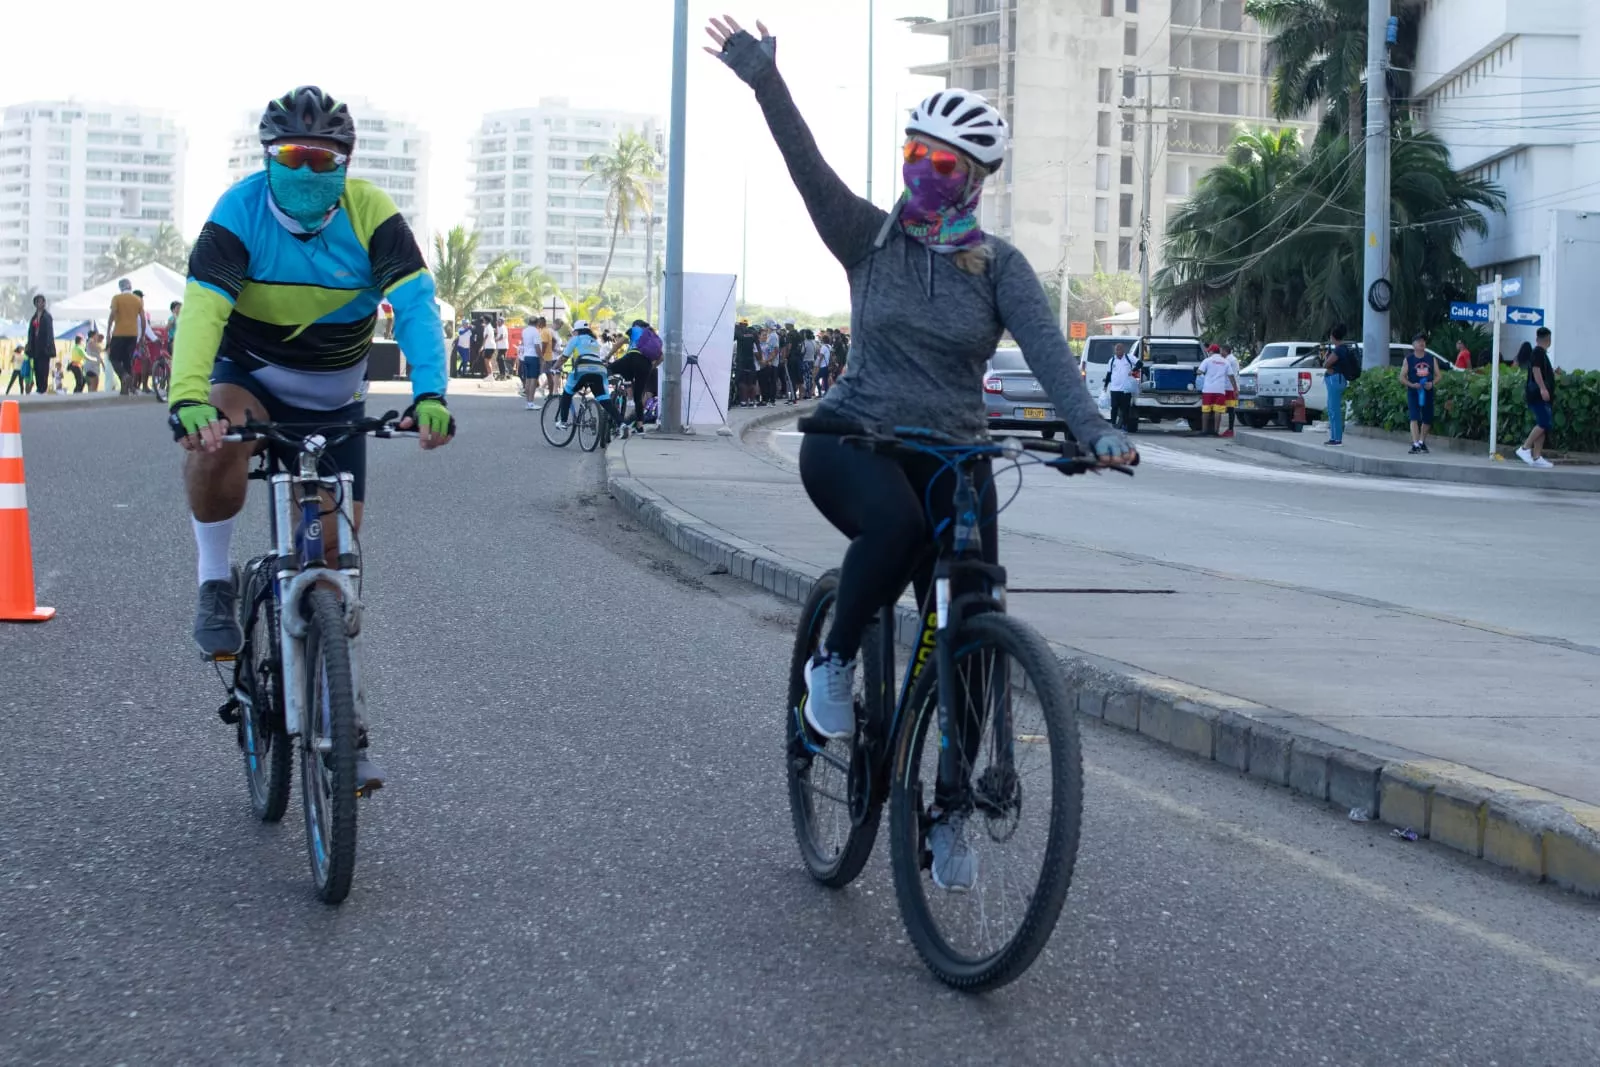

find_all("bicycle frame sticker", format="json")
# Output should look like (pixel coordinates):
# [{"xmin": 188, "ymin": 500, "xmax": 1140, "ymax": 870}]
[{"xmin": 899, "ymin": 611, "xmax": 940, "ymax": 708}]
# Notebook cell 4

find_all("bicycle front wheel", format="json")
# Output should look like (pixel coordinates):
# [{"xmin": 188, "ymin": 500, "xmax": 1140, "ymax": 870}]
[
  {"xmin": 785, "ymin": 570, "xmax": 884, "ymax": 888},
  {"xmin": 238, "ymin": 561, "xmax": 290, "ymax": 822},
  {"xmin": 540, "ymin": 394, "xmax": 576, "ymax": 447},
  {"xmin": 300, "ymin": 587, "xmax": 359, "ymax": 905},
  {"xmin": 151, "ymin": 359, "xmax": 170, "ymax": 403},
  {"xmin": 577, "ymin": 397, "xmax": 602, "ymax": 452},
  {"xmin": 888, "ymin": 611, "xmax": 1082, "ymax": 991}
]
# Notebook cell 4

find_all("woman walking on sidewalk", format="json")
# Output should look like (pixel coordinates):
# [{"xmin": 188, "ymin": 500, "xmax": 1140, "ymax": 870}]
[{"xmin": 705, "ymin": 13, "xmax": 1132, "ymax": 889}]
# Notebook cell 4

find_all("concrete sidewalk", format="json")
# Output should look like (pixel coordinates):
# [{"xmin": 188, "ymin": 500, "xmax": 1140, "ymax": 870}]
[
  {"xmin": 609, "ymin": 405, "xmax": 1600, "ymax": 898},
  {"xmin": 1235, "ymin": 426, "xmax": 1600, "ymax": 491}
]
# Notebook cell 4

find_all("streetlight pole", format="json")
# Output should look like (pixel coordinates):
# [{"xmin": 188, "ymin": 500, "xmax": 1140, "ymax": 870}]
[
  {"xmin": 661, "ymin": 0, "xmax": 688, "ymax": 434},
  {"xmin": 1361, "ymin": 0, "xmax": 1393, "ymax": 371},
  {"xmin": 866, "ymin": 0, "xmax": 876, "ymax": 204}
]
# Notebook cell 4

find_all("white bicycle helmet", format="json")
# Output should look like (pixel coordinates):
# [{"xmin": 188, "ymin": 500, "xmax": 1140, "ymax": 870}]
[
  {"xmin": 572, "ymin": 319, "xmax": 591, "ymax": 333},
  {"xmin": 905, "ymin": 89, "xmax": 1009, "ymax": 171}
]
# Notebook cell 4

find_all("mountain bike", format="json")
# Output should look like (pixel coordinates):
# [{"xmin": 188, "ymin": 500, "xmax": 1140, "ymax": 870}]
[
  {"xmin": 213, "ymin": 412, "xmax": 412, "ymax": 905},
  {"xmin": 786, "ymin": 419, "xmax": 1134, "ymax": 991},
  {"xmin": 539, "ymin": 374, "xmax": 627, "ymax": 451}
]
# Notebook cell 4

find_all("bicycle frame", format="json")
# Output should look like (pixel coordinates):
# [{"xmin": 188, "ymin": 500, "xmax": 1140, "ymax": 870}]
[{"xmin": 265, "ymin": 440, "xmax": 364, "ymax": 739}]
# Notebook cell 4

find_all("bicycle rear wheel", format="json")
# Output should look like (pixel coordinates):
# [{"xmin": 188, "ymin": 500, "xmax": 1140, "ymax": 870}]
[
  {"xmin": 888, "ymin": 611, "xmax": 1082, "ymax": 991},
  {"xmin": 577, "ymin": 397, "xmax": 602, "ymax": 452},
  {"xmin": 785, "ymin": 570, "xmax": 884, "ymax": 888},
  {"xmin": 151, "ymin": 359, "xmax": 170, "ymax": 403},
  {"xmin": 300, "ymin": 587, "xmax": 359, "ymax": 905},
  {"xmin": 238, "ymin": 560, "xmax": 291, "ymax": 822},
  {"xmin": 540, "ymin": 394, "xmax": 576, "ymax": 447}
]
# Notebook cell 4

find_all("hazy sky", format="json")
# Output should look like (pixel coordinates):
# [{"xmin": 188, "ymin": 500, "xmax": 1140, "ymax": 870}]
[{"xmin": 7, "ymin": 1, "xmax": 950, "ymax": 314}]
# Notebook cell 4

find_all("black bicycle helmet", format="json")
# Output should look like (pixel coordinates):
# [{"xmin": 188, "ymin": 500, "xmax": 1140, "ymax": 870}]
[{"xmin": 258, "ymin": 86, "xmax": 357, "ymax": 151}]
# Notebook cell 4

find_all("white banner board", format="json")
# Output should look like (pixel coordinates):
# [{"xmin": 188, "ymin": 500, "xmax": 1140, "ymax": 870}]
[{"xmin": 677, "ymin": 272, "xmax": 737, "ymax": 429}]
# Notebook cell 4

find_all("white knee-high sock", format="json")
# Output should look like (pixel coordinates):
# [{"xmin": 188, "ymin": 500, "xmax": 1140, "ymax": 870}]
[{"xmin": 193, "ymin": 516, "xmax": 236, "ymax": 585}]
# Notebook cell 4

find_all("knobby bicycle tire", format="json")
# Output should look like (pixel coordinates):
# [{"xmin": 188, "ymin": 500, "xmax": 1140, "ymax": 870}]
[
  {"xmin": 239, "ymin": 561, "xmax": 291, "ymax": 822},
  {"xmin": 887, "ymin": 611, "xmax": 1082, "ymax": 991},
  {"xmin": 785, "ymin": 570, "xmax": 884, "ymax": 888},
  {"xmin": 540, "ymin": 395, "xmax": 577, "ymax": 447},
  {"xmin": 577, "ymin": 398, "xmax": 602, "ymax": 453},
  {"xmin": 301, "ymin": 587, "xmax": 359, "ymax": 905},
  {"xmin": 152, "ymin": 360, "xmax": 170, "ymax": 403}
]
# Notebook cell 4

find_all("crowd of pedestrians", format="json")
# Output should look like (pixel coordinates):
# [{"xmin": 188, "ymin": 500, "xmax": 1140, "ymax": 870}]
[{"xmin": 732, "ymin": 319, "xmax": 848, "ymax": 408}]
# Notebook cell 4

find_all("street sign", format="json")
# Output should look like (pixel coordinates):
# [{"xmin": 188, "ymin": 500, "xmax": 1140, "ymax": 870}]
[
  {"xmin": 1450, "ymin": 301, "xmax": 1491, "ymax": 323},
  {"xmin": 1476, "ymin": 276, "xmax": 1522, "ymax": 303},
  {"xmin": 1069, "ymin": 320, "xmax": 1088, "ymax": 340},
  {"xmin": 1505, "ymin": 305, "xmax": 1545, "ymax": 327}
]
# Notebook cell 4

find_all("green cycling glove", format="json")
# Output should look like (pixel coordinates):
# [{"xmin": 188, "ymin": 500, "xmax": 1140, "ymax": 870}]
[
  {"xmin": 168, "ymin": 400, "xmax": 223, "ymax": 441},
  {"xmin": 409, "ymin": 396, "xmax": 454, "ymax": 438}
]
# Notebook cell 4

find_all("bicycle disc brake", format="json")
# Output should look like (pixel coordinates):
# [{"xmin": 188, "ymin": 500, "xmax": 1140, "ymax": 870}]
[{"xmin": 974, "ymin": 764, "xmax": 1022, "ymax": 842}]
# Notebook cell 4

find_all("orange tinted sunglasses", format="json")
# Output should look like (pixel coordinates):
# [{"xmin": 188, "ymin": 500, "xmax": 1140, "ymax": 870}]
[
  {"xmin": 265, "ymin": 143, "xmax": 350, "ymax": 173},
  {"xmin": 903, "ymin": 140, "xmax": 962, "ymax": 176}
]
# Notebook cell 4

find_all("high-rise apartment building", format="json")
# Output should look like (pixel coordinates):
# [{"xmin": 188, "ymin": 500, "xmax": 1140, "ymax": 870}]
[
  {"xmin": 1414, "ymin": 0, "xmax": 1600, "ymax": 367},
  {"xmin": 0, "ymin": 101, "xmax": 186, "ymax": 301},
  {"xmin": 911, "ymin": 0, "xmax": 1303, "ymax": 308},
  {"xmin": 225, "ymin": 95, "xmax": 430, "ymax": 239},
  {"xmin": 468, "ymin": 99, "xmax": 665, "ymax": 295}
]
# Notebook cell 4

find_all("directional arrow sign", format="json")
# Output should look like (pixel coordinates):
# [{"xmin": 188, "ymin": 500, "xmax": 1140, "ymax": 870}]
[
  {"xmin": 1450, "ymin": 301, "xmax": 1491, "ymax": 323},
  {"xmin": 1505, "ymin": 306, "xmax": 1545, "ymax": 327},
  {"xmin": 1502, "ymin": 276, "xmax": 1522, "ymax": 298}
]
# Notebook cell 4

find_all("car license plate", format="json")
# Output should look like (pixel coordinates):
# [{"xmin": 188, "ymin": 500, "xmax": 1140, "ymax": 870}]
[{"xmin": 1023, "ymin": 407, "xmax": 1048, "ymax": 420}]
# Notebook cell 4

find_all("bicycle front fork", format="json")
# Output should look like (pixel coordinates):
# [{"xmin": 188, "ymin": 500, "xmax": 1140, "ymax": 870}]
[{"xmin": 931, "ymin": 564, "xmax": 1013, "ymax": 813}]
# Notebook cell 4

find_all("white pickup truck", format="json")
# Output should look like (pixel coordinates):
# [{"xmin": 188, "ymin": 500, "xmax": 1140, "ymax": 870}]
[{"xmin": 1237, "ymin": 342, "xmax": 1453, "ymax": 430}]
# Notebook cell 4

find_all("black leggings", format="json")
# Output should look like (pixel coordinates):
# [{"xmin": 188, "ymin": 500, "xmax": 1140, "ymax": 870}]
[
  {"xmin": 799, "ymin": 432, "xmax": 998, "ymax": 660},
  {"xmin": 609, "ymin": 351, "xmax": 658, "ymax": 421}
]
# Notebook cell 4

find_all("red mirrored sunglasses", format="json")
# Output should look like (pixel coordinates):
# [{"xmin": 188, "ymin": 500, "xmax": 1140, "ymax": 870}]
[
  {"xmin": 903, "ymin": 140, "xmax": 961, "ymax": 176},
  {"xmin": 265, "ymin": 143, "xmax": 350, "ymax": 174}
]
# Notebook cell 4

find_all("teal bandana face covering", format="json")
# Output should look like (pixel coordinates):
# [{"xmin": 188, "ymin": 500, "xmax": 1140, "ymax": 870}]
[{"xmin": 266, "ymin": 158, "xmax": 347, "ymax": 231}]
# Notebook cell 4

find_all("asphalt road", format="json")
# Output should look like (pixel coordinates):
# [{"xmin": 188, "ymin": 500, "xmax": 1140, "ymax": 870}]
[{"xmin": 4, "ymin": 397, "xmax": 1599, "ymax": 1065}]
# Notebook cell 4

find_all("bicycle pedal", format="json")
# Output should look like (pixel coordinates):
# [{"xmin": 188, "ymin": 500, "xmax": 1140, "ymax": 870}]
[
  {"xmin": 217, "ymin": 697, "xmax": 242, "ymax": 726},
  {"xmin": 204, "ymin": 650, "xmax": 239, "ymax": 664}
]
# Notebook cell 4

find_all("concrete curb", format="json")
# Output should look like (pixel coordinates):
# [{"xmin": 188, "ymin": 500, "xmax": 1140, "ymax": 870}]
[
  {"xmin": 606, "ymin": 438, "xmax": 1600, "ymax": 900},
  {"xmin": 12, "ymin": 394, "xmax": 153, "ymax": 415},
  {"xmin": 1234, "ymin": 429, "xmax": 1600, "ymax": 492}
]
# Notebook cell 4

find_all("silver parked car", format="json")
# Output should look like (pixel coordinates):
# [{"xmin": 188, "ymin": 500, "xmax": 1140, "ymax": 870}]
[{"xmin": 983, "ymin": 345, "xmax": 1066, "ymax": 439}]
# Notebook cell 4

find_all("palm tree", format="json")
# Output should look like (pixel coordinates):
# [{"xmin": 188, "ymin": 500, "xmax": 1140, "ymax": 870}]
[
  {"xmin": 148, "ymin": 222, "xmax": 191, "ymax": 274},
  {"xmin": 489, "ymin": 260, "xmax": 558, "ymax": 319},
  {"xmin": 0, "ymin": 285, "xmax": 29, "ymax": 320},
  {"xmin": 581, "ymin": 131, "xmax": 662, "ymax": 295},
  {"xmin": 92, "ymin": 233, "xmax": 154, "ymax": 286},
  {"xmin": 1154, "ymin": 125, "xmax": 1503, "ymax": 344},
  {"xmin": 430, "ymin": 226, "xmax": 507, "ymax": 316},
  {"xmin": 1245, "ymin": 0, "xmax": 1422, "ymax": 143}
]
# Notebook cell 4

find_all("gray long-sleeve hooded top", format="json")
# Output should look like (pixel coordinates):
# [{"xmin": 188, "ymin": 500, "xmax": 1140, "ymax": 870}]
[{"xmin": 719, "ymin": 31, "xmax": 1118, "ymax": 447}]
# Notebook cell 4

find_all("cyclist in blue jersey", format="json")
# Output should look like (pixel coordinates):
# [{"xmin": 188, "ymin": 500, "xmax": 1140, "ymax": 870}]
[
  {"xmin": 553, "ymin": 320, "xmax": 617, "ymax": 430},
  {"xmin": 167, "ymin": 86, "xmax": 455, "ymax": 792}
]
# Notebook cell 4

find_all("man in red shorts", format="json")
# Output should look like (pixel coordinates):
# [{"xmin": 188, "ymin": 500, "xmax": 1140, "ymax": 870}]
[{"xmin": 1197, "ymin": 344, "xmax": 1232, "ymax": 437}]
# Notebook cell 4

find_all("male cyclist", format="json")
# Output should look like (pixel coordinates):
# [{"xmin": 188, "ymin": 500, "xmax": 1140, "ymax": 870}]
[
  {"xmin": 168, "ymin": 86, "xmax": 454, "ymax": 791},
  {"xmin": 553, "ymin": 319, "xmax": 616, "ymax": 430}
]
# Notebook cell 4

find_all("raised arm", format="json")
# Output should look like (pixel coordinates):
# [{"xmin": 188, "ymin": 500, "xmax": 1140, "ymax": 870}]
[{"xmin": 707, "ymin": 18, "xmax": 884, "ymax": 268}]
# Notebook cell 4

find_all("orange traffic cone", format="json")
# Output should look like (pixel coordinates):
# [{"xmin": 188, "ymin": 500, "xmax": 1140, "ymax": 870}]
[{"xmin": 1, "ymin": 400, "xmax": 55, "ymax": 622}]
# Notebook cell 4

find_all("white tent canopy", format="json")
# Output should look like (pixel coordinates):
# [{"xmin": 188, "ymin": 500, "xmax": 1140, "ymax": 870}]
[{"xmin": 54, "ymin": 263, "xmax": 188, "ymax": 325}]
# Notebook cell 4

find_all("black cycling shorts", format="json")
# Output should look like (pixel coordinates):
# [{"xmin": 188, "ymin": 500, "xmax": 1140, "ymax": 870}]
[{"xmin": 211, "ymin": 359, "xmax": 369, "ymax": 502}]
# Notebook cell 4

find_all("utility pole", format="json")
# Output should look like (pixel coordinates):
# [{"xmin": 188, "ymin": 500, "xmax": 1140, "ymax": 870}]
[
  {"xmin": 661, "ymin": 0, "xmax": 688, "ymax": 434},
  {"xmin": 644, "ymin": 211, "xmax": 658, "ymax": 323},
  {"xmin": 1360, "ymin": 0, "xmax": 1393, "ymax": 371},
  {"xmin": 1127, "ymin": 69, "xmax": 1166, "ymax": 339},
  {"xmin": 866, "ymin": 0, "xmax": 876, "ymax": 204}
]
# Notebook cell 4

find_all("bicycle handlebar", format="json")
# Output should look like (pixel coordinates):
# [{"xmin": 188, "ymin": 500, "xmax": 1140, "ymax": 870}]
[
  {"xmin": 218, "ymin": 410, "xmax": 418, "ymax": 448},
  {"xmin": 795, "ymin": 416, "xmax": 1136, "ymax": 476}
]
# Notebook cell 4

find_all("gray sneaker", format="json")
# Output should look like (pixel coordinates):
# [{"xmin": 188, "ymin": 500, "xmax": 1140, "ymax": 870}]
[
  {"xmin": 356, "ymin": 728, "xmax": 386, "ymax": 795},
  {"xmin": 929, "ymin": 811, "xmax": 978, "ymax": 892},
  {"xmin": 193, "ymin": 578, "xmax": 243, "ymax": 658},
  {"xmin": 803, "ymin": 652, "xmax": 856, "ymax": 740}
]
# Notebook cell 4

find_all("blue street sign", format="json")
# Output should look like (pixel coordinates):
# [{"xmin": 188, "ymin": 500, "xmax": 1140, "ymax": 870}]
[
  {"xmin": 1450, "ymin": 301, "xmax": 1491, "ymax": 323},
  {"xmin": 1505, "ymin": 305, "xmax": 1545, "ymax": 327},
  {"xmin": 1502, "ymin": 276, "xmax": 1523, "ymax": 298}
]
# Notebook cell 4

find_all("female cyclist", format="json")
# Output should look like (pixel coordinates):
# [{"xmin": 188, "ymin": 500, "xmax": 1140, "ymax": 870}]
[{"xmin": 706, "ymin": 12, "xmax": 1134, "ymax": 882}]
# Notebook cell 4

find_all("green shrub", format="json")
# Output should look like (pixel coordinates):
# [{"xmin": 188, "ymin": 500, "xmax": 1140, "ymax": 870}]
[{"xmin": 1347, "ymin": 367, "xmax": 1600, "ymax": 453}]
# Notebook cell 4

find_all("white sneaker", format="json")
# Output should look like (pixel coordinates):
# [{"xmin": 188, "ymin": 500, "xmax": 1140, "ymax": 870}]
[
  {"xmin": 1516, "ymin": 447, "xmax": 1535, "ymax": 466},
  {"xmin": 802, "ymin": 652, "xmax": 857, "ymax": 739},
  {"xmin": 928, "ymin": 811, "xmax": 978, "ymax": 892},
  {"xmin": 1534, "ymin": 456, "xmax": 1554, "ymax": 469},
  {"xmin": 526, "ymin": 401, "xmax": 538, "ymax": 409}
]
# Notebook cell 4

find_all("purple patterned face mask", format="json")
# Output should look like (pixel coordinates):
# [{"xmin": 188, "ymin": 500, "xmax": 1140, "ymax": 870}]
[{"xmin": 900, "ymin": 157, "xmax": 984, "ymax": 251}]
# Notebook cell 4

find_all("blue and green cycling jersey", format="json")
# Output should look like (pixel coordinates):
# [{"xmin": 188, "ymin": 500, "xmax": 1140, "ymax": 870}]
[
  {"xmin": 169, "ymin": 172, "xmax": 446, "ymax": 411},
  {"xmin": 564, "ymin": 332, "xmax": 607, "ymax": 367}
]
